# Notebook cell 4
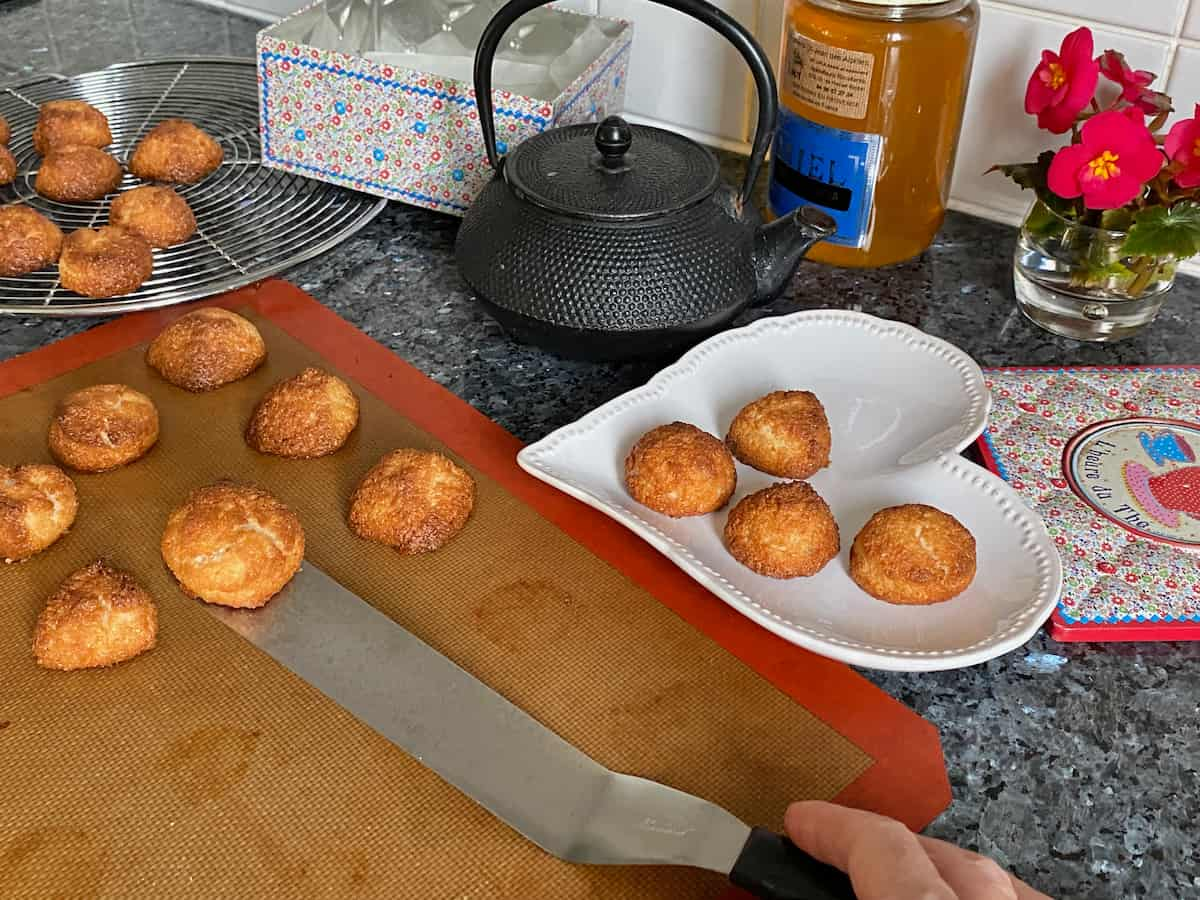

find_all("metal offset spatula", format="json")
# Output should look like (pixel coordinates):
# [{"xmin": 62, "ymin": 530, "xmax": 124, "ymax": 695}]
[{"xmin": 208, "ymin": 565, "xmax": 856, "ymax": 900}]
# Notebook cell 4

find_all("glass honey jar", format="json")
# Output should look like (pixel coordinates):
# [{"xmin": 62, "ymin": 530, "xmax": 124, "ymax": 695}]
[{"xmin": 768, "ymin": 0, "xmax": 979, "ymax": 267}]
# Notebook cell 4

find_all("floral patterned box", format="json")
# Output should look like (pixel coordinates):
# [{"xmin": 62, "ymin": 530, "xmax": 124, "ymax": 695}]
[
  {"xmin": 256, "ymin": 2, "xmax": 632, "ymax": 215},
  {"xmin": 976, "ymin": 366, "xmax": 1200, "ymax": 642}
]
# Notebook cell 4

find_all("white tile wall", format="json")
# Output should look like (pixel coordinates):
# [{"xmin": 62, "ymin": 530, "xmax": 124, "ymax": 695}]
[
  {"xmin": 599, "ymin": 0, "xmax": 756, "ymax": 144},
  {"xmin": 951, "ymin": 8, "xmax": 1171, "ymax": 223},
  {"xmin": 1186, "ymin": 3, "xmax": 1200, "ymax": 39},
  {"xmin": 616, "ymin": 0, "xmax": 1200, "ymax": 276},
  {"xmin": 997, "ymin": 0, "xmax": 1184, "ymax": 35}
]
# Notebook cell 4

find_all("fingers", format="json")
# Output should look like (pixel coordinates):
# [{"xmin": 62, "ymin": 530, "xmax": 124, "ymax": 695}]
[
  {"xmin": 784, "ymin": 801, "xmax": 958, "ymax": 900},
  {"xmin": 920, "ymin": 837, "xmax": 1056, "ymax": 900},
  {"xmin": 919, "ymin": 837, "xmax": 1020, "ymax": 900}
]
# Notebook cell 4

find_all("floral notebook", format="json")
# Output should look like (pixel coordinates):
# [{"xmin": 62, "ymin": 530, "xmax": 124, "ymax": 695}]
[{"xmin": 976, "ymin": 366, "xmax": 1200, "ymax": 641}]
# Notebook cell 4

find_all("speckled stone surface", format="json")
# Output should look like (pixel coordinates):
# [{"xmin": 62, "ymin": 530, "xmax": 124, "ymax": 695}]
[{"xmin": 3, "ymin": 2, "xmax": 1200, "ymax": 896}]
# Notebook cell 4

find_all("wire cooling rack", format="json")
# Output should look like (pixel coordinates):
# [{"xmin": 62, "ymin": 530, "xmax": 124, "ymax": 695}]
[{"xmin": 0, "ymin": 58, "xmax": 387, "ymax": 316}]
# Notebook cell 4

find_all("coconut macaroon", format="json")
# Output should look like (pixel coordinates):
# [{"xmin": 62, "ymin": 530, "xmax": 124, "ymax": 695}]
[
  {"xmin": 850, "ymin": 504, "xmax": 976, "ymax": 605},
  {"xmin": 32, "ymin": 100, "xmax": 112, "ymax": 156},
  {"xmin": 109, "ymin": 185, "xmax": 196, "ymax": 248},
  {"xmin": 725, "ymin": 390, "xmax": 832, "ymax": 480},
  {"xmin": 146, "ymin": 307, "xmax": 266, "ymax": 392},
  {"xmin": 35, "ymin": 145, "xmax": 123, "ymax": 202},
  {"xmin": 129, "ymin": 119, "xmax": 222, "ymax": 184},
  {"xmin": 724, "ymin": 481, "xmax": 839, "ymax": 578},
  {"xmin": 349, "ymin": 449, "xmax": 475, "ymax": 554},
  {"xmin": 48, "ymin": 384, "xmax": 159, "ymax": 473},
  {"xmin": 161, "ymin": 481, "xmax": 305, "ymax": 609},
  {"xmin": 0, "ymin": 145, "xmax": 15, "ymax": 186},
  {"xmin": 58, "ymin": 226, "xmax": 154, "ymax": 299},
  {"xmin": 0, "ymin": 206, "xmax": 64, "ymax": 277},
  {"xmin": 246, "ymin": 367, "xmax": 359, "ymax": 459},
  {"xmin": 33, "ymin": 560, "xmax": 157, "ymax": 670},
  {"xmin": 0, "ymin": 464, "xmax": 78, "ymax": 562},
  {"xmin": 624, "ymin": 422, "xmax": 737, "ymax": 517}
]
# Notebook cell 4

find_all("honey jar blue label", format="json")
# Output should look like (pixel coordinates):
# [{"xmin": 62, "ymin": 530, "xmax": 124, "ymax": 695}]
[{"xmin": 768, "ymin": 110, "xmax": 882, "ymax": 249}]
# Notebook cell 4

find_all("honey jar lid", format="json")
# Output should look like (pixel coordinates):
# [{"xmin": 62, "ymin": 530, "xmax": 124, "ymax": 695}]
[{"xmin": 849, "ymin": 0, "xmax": 956, "ymax": 5}]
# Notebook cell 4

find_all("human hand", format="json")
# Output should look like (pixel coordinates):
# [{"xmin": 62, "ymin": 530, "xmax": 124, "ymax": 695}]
[{"xmin": 784, "ymin": 801, "xmax": 1053, "ymax": 899}]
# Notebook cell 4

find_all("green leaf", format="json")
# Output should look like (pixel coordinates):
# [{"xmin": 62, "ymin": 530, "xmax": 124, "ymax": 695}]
[
  {"xmin": 1122, "ymin": 201, "xmax": 1200, "ymax": 259},
  {"xmin": 1025, "ymin": 200, "xmax": 1069, "ymax": 238},
  {"xmin": 990, "ymin": 151, "xmax": 1079, "ymax": 218},
  {"xmin": 1100, "ymin": 208, "xmax": 1134, "ymax": 232}
]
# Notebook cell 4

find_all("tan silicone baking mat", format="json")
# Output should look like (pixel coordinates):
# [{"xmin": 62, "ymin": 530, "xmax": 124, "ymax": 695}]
[{"xmin": 0, "ymin": 305, "xmax": 873, "ymax": 898}]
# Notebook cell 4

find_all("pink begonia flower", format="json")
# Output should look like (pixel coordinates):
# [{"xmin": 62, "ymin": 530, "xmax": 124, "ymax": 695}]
[
  {"xmin": 1047, "ymin": 110, "xmax": 1164, "ymax": 209},
  {"xmin": 1025, "ymin": 27, "xmax": 1100, "ymax": 133},
  {"xmin": 1164, "ymin": 104, "xmax": 1200, "ymax": 190},
  {"xmin": 1097, "ymin": 49, "xmax": 1169, "ymax": 115}
]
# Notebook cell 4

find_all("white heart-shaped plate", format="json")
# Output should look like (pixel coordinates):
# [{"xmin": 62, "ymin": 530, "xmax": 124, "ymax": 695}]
[{"xmin": 517, "ymin": 310, "xmax": 1063, "ymax": 671}]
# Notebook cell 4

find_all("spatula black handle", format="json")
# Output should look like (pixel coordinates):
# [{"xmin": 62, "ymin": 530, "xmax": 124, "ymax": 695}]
[{"xmin": 729, "ymin": 827, "xmax": 857, "ymax": 900}]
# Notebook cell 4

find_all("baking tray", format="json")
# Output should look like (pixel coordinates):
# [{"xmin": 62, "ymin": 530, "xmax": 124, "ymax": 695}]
[
  {"xmin": 0, "ymin": 281, "xmax": 949, "ymax": 897},
  {"xmin": 0, "ymin": 58, "xmax": 386, "ymax": 316}
]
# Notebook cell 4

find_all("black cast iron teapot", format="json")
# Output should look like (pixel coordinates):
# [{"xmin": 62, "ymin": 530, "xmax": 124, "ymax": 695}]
[{"xmin": 455, "ymin": 0, "xmax": 836, "ymax": 361}]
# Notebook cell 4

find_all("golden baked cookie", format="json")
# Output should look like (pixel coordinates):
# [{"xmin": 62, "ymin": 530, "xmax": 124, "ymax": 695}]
[
  {"xmin": 129, "ymin": 119, "xmax": 222, "ymax": 184},
  {"xmin": 725, "ymin": 390, "xmax": 832, "ymax": 479},
  {"xmin": 624, "ymin": 422, "xmax": 737, "ymax": 517},
  {"xmin": 33, "ymin": 560, "xmax": 157, "ymax": 670},
  {"xmin": 32, "ymin": 100, "xmax": 112, "ymax": 156},
  {"xmin": 724, "ymin": 481, "xmax": 839, "ymax": 578},
  {"xmin": 109, "ymin": 185, "xmax": 196, "ymax": 248},
  {"xmin": 146, "ymin": 307, "xmax": 266, "ymax": 392},
  {"xmin": 48, "ymin": 383, "xmax": 159, "ymax": 472},
  {"xmin": 161, "ymin": 481, "xmax": 305, "ymax": 608},
  {"xmin": 850, "ymin": 504, "xmax": 976, "ymax": 605},
  {"xmin": 35, "ymin": 145, "xmax": 122, "ymax": 202},
  {"xmin": 0, "ymin": 145, "xmax": 15, "ymax": 186},
  {"xmin": 349, "ymin": 449, "xmax": 475, "ymax": 554},
  {"xmin": 246, "ymin": 367, "xmax": 359, "ymax": 459},
  {"xmin": 59, "ymin": 226, "xmax": 153, "ymax": 298},
  {"xmin": 0, "ymin": 464, "xmax": 78, "ymax": 561},
  {"xmin": 0, "ymin": 113, "xmax": 10, "ymax": 146},
  {"xmin": 0, "ymin": 206, "xmax": 64, "ymax": 277}
]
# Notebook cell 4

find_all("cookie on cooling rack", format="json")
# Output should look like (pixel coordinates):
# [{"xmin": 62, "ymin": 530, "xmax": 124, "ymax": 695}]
[
  {"xmin": 0, "ymin": 206, "xmax": 64, "ymax": 277},
  {"xmin": 32, "ymin": 100, "xmax": 112, "ymax": 156},
  {"xmin": 58, "ymin": 226, "xmax": 153, "ymax": 299},
  {"xmin": 109, "ymin": 185, "xmax": 196, "ymax": 248},
  {"xmin": 35, "ymin": 145, "xmax": 123, "ymax": 202},
  {"xmin": 0, "ymin": 113, "xmax": 10, "ymax": 146},
  {"xmin": 0, "ymin": 145, "xmax": 15, "ymax": 186},
  {"xmin": 129, "ymin": 119, "xmax": 222, "ymax": 184}
]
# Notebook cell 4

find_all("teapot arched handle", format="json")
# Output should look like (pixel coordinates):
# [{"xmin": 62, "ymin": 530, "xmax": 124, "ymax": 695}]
[{"xmin": 473, "ymin": 0, "xmax": 778, "ymax": 207}]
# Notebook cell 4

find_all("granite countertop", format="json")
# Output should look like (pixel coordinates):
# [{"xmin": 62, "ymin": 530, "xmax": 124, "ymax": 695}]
[{"xmin": 3, "ymin": 2, "xmax": 1200, "ymax": 897}]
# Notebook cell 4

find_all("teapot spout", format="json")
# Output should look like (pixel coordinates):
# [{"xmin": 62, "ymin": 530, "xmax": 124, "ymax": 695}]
[{"xmin": 753, "ymin": 206, "xmax": 837, "ymax": 303}]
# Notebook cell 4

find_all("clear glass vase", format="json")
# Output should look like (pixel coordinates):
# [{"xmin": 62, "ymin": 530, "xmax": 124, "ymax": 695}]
[{"xmin": 1013, "ymin": 200, "xmax": 1178, "ymax": 341}]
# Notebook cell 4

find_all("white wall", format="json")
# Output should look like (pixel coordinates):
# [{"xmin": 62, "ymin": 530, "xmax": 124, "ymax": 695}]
[{"xmin": 612, "ymin": 0, "xmax": 1198, "ymax": 238}]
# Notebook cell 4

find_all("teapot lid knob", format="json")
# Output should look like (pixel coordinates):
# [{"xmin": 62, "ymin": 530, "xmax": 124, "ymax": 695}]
[{"xmin": 594, "ymin": 116, "xmax": 633, "ymax": 170}]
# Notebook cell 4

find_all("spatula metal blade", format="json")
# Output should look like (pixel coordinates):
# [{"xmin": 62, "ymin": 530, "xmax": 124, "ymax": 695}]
[{"xmin": 206, "ymin": 563, "xmax": 751, "ymax": 875}]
